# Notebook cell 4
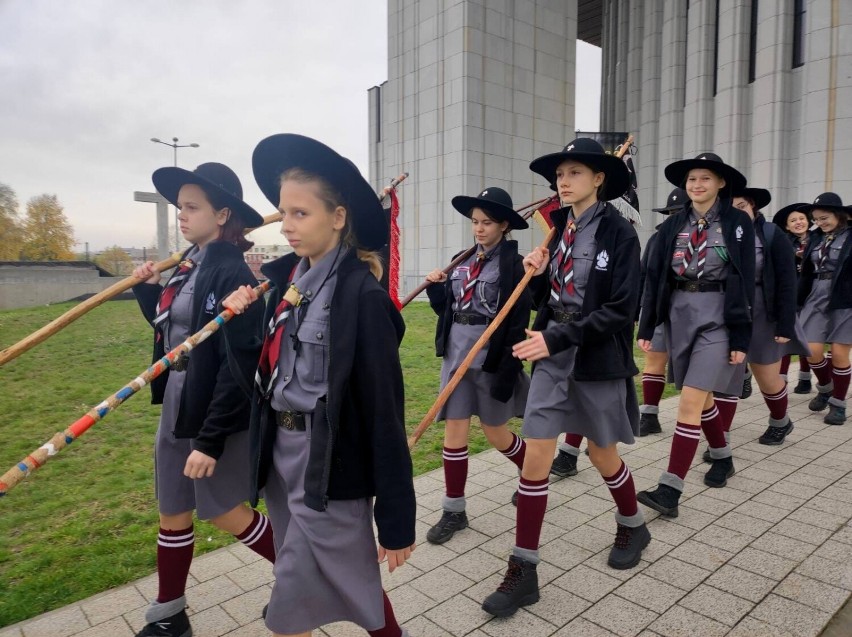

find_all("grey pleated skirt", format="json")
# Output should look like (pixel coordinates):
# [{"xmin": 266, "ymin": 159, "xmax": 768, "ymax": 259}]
[
  {"xmin": 650, "ymin": 323, "xmax": 668, "ymax": 353},
  {"xmin": 747, "ymin": 289, "xmax": 811, "ymax": 365},
  {"xmin": 801, "ymin": 280, "xmax": 852, "ymax": 344}
]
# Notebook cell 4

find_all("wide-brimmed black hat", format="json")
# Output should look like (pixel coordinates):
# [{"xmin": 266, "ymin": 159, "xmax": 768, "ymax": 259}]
[
  {"xmin": 451, "ymin": 187, "xmax": 528, "ymax": 230},
  {"xmin": 152, "ymin": 162, "xmax": 263, "ymax": 228},
  {"xmin": 651, "ymin": 188, "xmax": 688, "ymax": 214},
  {"xmin": 529, "ymin": 137, "xmax": 629, "ymax": 201},
  {"xmin": 664, "ymin": 152, "xmax": 747, "ymax": 195},
  {"xmin": 732, "ymin": 186, "xmax": 772, "ymax": 211},
  {"xmin": 799, "ymin": 192, "xmax": 852, "ymax": 215},
  {"xmin": 772, "ymin": 202, "xmax": 810, "ymax": 228},
  {"xmin": 252, "ymin": 134, "xmax": 386, "ymax": 250}
]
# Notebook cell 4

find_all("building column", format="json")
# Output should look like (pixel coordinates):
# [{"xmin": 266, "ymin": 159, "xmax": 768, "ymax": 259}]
[{"xmin": 683, "ymin": 0, "xmax": 716, "ymax": 155}]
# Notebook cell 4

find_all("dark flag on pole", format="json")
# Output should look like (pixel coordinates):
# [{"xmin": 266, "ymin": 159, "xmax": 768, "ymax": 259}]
[{"xmin": 576, "ymin": 131, "xmax": 641, "ymax": 226}]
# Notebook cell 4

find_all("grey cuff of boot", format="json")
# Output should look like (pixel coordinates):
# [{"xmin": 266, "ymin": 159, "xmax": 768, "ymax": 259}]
[
  {"xmin": 768, "ymin": 415, "xmax": 790, "ymax": 428},
  {"xmin": 659, "ymin": 472, "xmax": 684, "ymax": 492},
  {"xmin": 442, "ymin": 495, "xmax": 466, "ymax": 513},
  {"xmin": 799, "ymin": 371, "xmax": 811, "ymax": 381},
  {"xmin": 817, "ymin": 381, "xmax": 834, "ymax": 394},
  {"xmin": 145, "ymin": 596, "xmax": 187, "ymax": 624},
  {"xmin": 639, "ymin": 404, "xmax": 660, "ymax": 415},
  {"xmin": 558, "ymin": 442, "xmax": 581, "ymax": 456},
  {"xmin": 512, "ymin": 546, "xmax": 541, "ymax": 565},
  {"xmin": 828, "ymin": 396, "xmax": 846, "ymax": 408},
  {"xmin": 709, "ymin": 444, "xmax": 733, "ymax": 460},
  {"xmin": 615, "ymin": 510, "xmax": 646, "ymax": 528}
]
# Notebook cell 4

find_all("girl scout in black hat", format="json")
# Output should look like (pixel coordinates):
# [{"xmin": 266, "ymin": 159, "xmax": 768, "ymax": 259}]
[
  {"xmin": 774, "ymin": 201, "xmax": 815, "ymax": 393},
  {"xmin": 797, "ymin": 193, "xmax": 852, "ymax": 425},
  {"xmin": 482, "ymin": 138, "xmax": 649, "ymax": 618},
  {"xmin": 637, "ymin": 188, "xmax": 688, "ymax": 437},
  {"xmin": 637, "ymin": 153, "xmax": 755, "ymax": 518},
  {"xmin": 224, "ymin": 134, "xmax": 416, "ymax": 637},
  {"xmin": 131, "ymin": 163, "xmax": 272, "ymax": 637},
  {"xmin": 423, "ymin": 187, "xmax": 531, "ymax": 545},
  {"xmin": 724, "ymin": 187, "xmax": 810, "ymax": 447}
]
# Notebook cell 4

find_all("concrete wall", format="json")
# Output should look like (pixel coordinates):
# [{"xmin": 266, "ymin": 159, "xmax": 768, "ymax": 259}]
[
  {"xmin": 0, "ymin": 264, "xmax": 122, "ymax": 310},
  {"xmin": 369, "ymin": 0, "xmax": 578, "ymax": 296}
]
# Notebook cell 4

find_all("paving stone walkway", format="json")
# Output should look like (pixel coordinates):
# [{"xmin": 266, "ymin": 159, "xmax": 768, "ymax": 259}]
[{"xmin": 3, "ymin": 384, "xmax": 851, "ymax": 637}]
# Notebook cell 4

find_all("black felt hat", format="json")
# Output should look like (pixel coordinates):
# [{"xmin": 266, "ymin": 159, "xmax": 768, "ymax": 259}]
[
  {"xmin": 152, "ymin": 162, "xmax": 263, "ymax": 227},
  {"xmin": 651, "ymin": 188, "xmax": 688, "ymax": 214},
  {"xmin": 664, "ymin": 152, "xmax": 747, "ymax": 195},
  {"xmin": 732, "ymin": 186, "xmax": 772, "ymax": 211},
  {"xmin": 252, "ymin": 134, "xmax": 387, "ymax": 250},
  {"xmin": 529, "ymin": 137, "xmax": 629, "ymax": 201},
  {"xmin": 772, "ymin": 202, "xmax": 810, "ymax": 228},
  {"xmin": 451, "ymin": 187, "xmax": 528, "ymax": 230},
  {"xmin": 799, "ymin": 192, "xmax": 852, "ymax": 216}
]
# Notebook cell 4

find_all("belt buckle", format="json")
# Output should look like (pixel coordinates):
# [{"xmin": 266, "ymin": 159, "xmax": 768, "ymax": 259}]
[
  {"xmin": 684, "ymin": 280, "xmax": 699, "ymax": 292},
  {"xmin": 280, "ymin": 412, "xmax": 296, "ymax": 430},
  {"xmin": 456, "ymin": 313, "xmax": 469, "ymax": 325}
]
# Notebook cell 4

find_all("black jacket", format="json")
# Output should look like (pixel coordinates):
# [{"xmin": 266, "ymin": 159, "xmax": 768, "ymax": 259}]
[
  {"xmin": 528, "ymin": 203, "xmax": 641, "ymax": 381},
  {"xmin": 754, "ymin": 215, "xmax": 798, "ymax": 339},
  {"xmin": 426, "ymin": 239, "xmax": 531, "ymax": 402},
  {"xmin": 637, "ymin": 231, "xmax": 661, "ymax": 321},
  {"xmin": 798, "ymin": 228, "xmax": 852, "ymax": 311},
  {"xmin": 638, "ymin": 199, "xmax": 756, "ymax": 353},
  {"xmin": 249, "ymin": 251, "xmax": 416, "ymax": 551},
  {"xmin": 133, "ymin": 241, "xmax": 264, "ymax": 460}
]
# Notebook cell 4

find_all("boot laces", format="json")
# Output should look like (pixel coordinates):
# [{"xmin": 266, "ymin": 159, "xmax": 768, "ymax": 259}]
[
  {"xmin": 497, "ymin": 561, "xmax": 524, "ymax": 593},
  {"xmin": 614, "ymin": 524, "xmax": 632, "ymax": 549},
  {"xmin": 764, "ymin": 425, "xmax": 787, "ymax": 441}
]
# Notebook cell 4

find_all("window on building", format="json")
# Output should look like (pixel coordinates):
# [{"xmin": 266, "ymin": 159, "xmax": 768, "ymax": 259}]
[
  {"xmin": 792, "ymin": 0, "xmax": 805, "ymax": 68},
  {"xmin": 748, "ymin": 0, "xmax": 758, "ymax": 82},
  {"xmin": 712, "ymin": 0, "xmax": 720, "ymax": 95}
]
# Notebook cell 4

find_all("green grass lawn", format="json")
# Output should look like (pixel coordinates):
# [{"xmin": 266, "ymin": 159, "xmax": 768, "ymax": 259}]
[{"xmin": 0, "ymin": 299, "xmax": 675, "ymax": 627}]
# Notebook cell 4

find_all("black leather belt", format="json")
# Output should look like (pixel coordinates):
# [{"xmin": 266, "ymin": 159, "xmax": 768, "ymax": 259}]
[
  {"xmin": 673, "ymin": 280, "xmax": 725, "ymax": 293},
  {"xmin": 553, "ymin": 309, "xmax": 582, "ymax": 323},
  {"xmin": 275, "ymin": 410, "xmax": 307, "ymax": 431},
  {"xmin": 453, "ymin": 312, "xmax": 491, "ymax": 326},
  {"xmin": 817, "ymin": 272, "xmax": 834, "ymax": 280}
]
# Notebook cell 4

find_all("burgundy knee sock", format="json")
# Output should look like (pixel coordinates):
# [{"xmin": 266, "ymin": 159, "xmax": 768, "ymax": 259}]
[
  {"xmin": 642, "ymin": 373, "xmax": 666, "ymax": 406},
  {"xmin": 779, "ymin": 355, "xmax": 791, "ymax": 377},
  {"xmin": 799, "ymin": 357, "xmax": 810, "ymax": 373},
  {"xmin": 443, "ymin": 446, "xmax": 468, "ymax": 499},
  {"xmin": 667, "ymin": 422, "xmax": 701, "ymax": 480},
  {"xmin": 762, "ymin": 386, "xmax": 789, "ymax": 421},
  {"xmin": 832, "ymin": 365, "xmax": 851, "ymax": 401},
  {"xmin": 603, "ymin": 461, "xmax": 638, "ymax": 517},
  {"xmin": 156, "ymin": 526, "xmax": 194, "ymax": 603},
  {"xmin": 515, "ymin": 477, "xmax": 548, "ymax": 550},
  {"xmin": 368, "ymin": 591, "xmax": 402, "ymax": 637},
  {"xmin": 499, "ymin": 433, "xmax": 526, "ymax": 471},
  {"xmin": 713, "ymin": 394, "xmax": 739, "ymax": 433},
  {"xmin": 811, "ymin": 358, "xmax": 833, "ymax": 387},
  {"xmin": 235, "ymin": 510, "xmax": 276, "ymax": 563},
  {"xmin": 701, "ymin": 405, "xmax": 729, "ymax": 448},
  {"xmin": 563, "ymin": 433, "xmax": 584, "ymax": 449}
]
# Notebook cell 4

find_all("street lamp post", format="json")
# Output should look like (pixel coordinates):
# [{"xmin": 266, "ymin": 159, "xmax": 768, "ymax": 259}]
[{"xmin": 150, "ymin": 136, "xmax": 200, "ymax": 251}]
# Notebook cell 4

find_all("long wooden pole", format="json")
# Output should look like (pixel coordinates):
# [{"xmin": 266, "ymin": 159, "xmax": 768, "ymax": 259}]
[
  {"xmin": 0, "ymin": 210, "xmax": 282, "ymax": 367},
  {"xmin": 408, "ymin": 222, "xmax": 556, "ymax": 449},
  {"xmin": 399, "ymin": 195, "xmax": 556, "ymax": 308}
]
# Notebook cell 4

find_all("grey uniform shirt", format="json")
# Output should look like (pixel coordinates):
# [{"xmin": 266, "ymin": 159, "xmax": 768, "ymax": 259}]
[
  {"xmin": 670, "ymin": 200, "xmax": 729, "ymax": 282},
  {"xmin": 270, "ymin": 247, "xmax": 344, "ymax": 414},
  {"xmin": 548, "ymin": 201, "xmax": 605, "ymax": 313},
  {"xmin": 450, "ymin": 241, "xmax": 503, "ymax": 317},
  {"xmin": 812, "ymin": 228, "xmax": 848, "ymax": 273},
  {"xmin": 165, "ymin": 245, "xmax": 206, "ymax": 352}
]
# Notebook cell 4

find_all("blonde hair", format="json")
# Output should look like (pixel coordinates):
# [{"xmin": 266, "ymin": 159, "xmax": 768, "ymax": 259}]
[{"xmin": 279, "ymin": 167, "xmax": 384, "ymax": 280}]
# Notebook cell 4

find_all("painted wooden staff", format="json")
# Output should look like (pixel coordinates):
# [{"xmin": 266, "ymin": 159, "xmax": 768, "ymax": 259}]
[
  {"xmin": 0, "ymin": 280, "xmax": 281, "ymax": 496},
  {"xmin": 399, "ymin": 195, "xmax": 557, "ymax": 308},
  {"xmin": 408, "ymin": 220, "xmax": 557, "ymax": 449},
  {"xmin": 0, "ymin": 172, "xmax": 408, "ymax": 496}
]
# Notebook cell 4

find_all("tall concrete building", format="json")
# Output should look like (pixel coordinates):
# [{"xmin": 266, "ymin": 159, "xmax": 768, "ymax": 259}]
[{"xmin": 369, "ymin": 0, "xmax": 852, "ymax": 288}]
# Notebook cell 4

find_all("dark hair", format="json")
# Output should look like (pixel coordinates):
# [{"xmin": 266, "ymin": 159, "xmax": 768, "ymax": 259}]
[{"xmin": 198, "ymin": 184, "xmax": 254, "ymax": 253}]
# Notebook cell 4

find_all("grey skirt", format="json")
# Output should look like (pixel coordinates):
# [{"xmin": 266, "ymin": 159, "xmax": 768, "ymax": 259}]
[
  {"xmin": 263, "ymin": 417, "xmax": 386, "ymax": 634},
  {"xmin": 154, "ymin": 369, "xmax": 251, "ymax": 520},
  {"xmin": 522, "ymin": 322, "xmax": 638, "ymax": 447},
  {"xmin": 801, "ymin": 280, "xmax": 852, "ymax": 344},
  {"xmin": 748, "ymin": 289, "xmax": 810, "ymax": 365},
  {"xmin": 665, "ymin": 289, "xmax": 744, "ymax": 393},
  {"xmin": 437, "ymin": 322, "xmax": 529, "ymax": 425},
  {"xmin": 650, "ymin": 323, "xmax": 668, "ymax": 354}
]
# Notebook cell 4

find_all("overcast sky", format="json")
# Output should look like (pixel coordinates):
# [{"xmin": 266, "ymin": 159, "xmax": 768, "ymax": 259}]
[{"xmin": 0, "ymin": 0, "xmax": 601, "ymax": 252}]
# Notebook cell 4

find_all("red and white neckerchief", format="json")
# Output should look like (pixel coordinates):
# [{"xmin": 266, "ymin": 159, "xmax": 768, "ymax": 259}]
[
  {"xmin": 255, "ymin": 268, "xmax": 301, "ymax": 397},
  {"xmin": 457, "ymin": 251, "xmax": 486, "ymax": 310},
  {"xmin": 550, "ymin": 219, "xmax": 577, "ymax": 300},
  {"xmin": 677, "ymin": 216, "xmax": 708, "ymax": 278},
  {"xmin": 817, "ymin": 233, "xmax": 836, "ymax": 271},
  {"xmin": 153, "ymin": 258, "xmax": 195, "ymax": 331}
]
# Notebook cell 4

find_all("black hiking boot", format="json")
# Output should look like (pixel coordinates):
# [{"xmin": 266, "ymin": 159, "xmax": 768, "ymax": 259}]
[
  {"xmin": 824, "ymin": 405, "xmax": 847, "ymax": 426},
  {"xmin": 809, "ymin": 391, "xmax": 832, "ymax": 412},
  {"xmin": 759, "ymin": 421, "xmax": 794, "ymax": 445},
  {"xmin": 740, "ymin": 374, "xmax": 753, "ymax": 399},
  {"xmin": 639, "ymin": 412, "xmax": 662, "ymax": 436},
  {"xmin": 426, "ymin": 510, "xmax": 468, "ymax": 545},
  {"xmin": 550, "ymin": 450, "xmax": 578, "ymax": 477},
  {"xmin": 481, "ymin": 556, "xmax": 539, "ymax": 617},
  {"xmin": 637, "ymin": 484, "xmax": 681, "ymax": 518},
  {"xmin": 704, "ymin": 457, "xmax": 735, "ymax": 488},
  {"xmin": 135, "ymin": 610, "xmax": 191, "ymax": 637},
  {"xmin": 793, "ymin": 379, "xmax": 812, "ymax": 394},
  {"xmin": 608, "ymin": 523, "xmax": 652, "ymax": 570}
]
